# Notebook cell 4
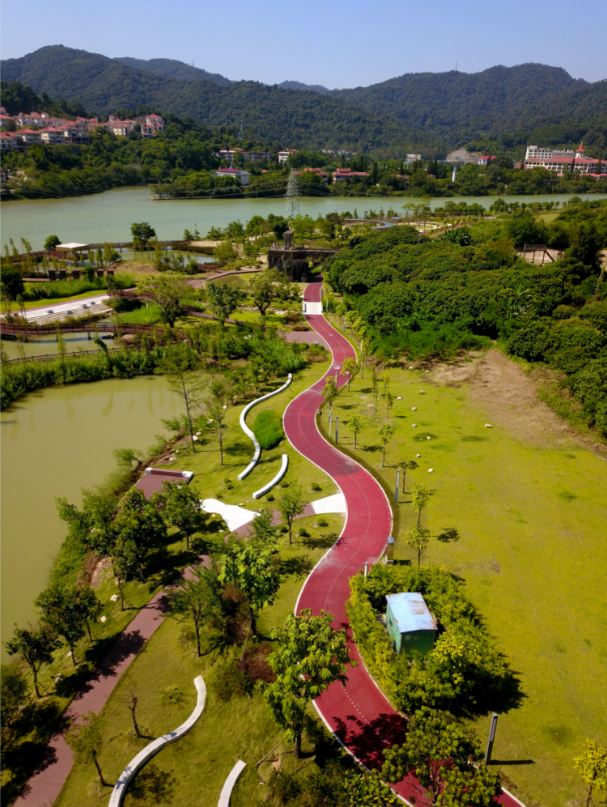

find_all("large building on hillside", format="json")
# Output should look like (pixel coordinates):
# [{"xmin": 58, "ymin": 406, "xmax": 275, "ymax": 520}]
[{"xmin": 524, "ymin": 143, "xmax": 606, "ymax": 175}]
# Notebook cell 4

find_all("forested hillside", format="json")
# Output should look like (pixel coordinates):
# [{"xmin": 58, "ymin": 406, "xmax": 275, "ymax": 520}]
[
  {"xmin": 0, "ymin": 46, "xmax": 427, "ymax": 153},
  {"xmin": 332, "ymin": 64, "xmax": 584, "ymax": 134},
  {"xmin": 114, "ymin": 57, "xmax": 234, "ymax": 86},
  {"xmin": 325, "ymin": 201, "xmax": 607, "ymax": 436}
]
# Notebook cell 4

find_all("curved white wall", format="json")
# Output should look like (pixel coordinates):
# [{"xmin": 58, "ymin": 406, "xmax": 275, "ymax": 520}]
[
  {"xmin": 218, "ymin": 760, "xmax": 246, "ymax": 807},
  {"xmin": 108, "ymin": 676, "xmax": 206, "ymax": 807},
  {"xmin": 252, "ymin": 454, "xmax": 289, "ymax": 500},
  {"xmin": 237, "ymin": 374, "xmax": 292, "ymax": 481}
]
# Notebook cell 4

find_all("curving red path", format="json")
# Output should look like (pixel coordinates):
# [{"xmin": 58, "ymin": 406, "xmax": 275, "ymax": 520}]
[{"xmin": 283, "ymin": 280, "xmax": 523, "ymax": 807}]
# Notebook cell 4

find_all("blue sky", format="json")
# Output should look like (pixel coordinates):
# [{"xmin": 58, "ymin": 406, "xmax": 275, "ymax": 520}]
[{"xmin": 2, "ymin": 0, "xmax": 606, "ymax": 86}]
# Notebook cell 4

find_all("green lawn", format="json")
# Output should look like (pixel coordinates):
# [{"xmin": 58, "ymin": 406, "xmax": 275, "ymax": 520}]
[
  {"xmin": 52, "ymin": 358, "xmax": 354, "ymax": 806},
  {"xmin": 322, "ymin": 352, "xmax": 607, "ymax": 807}
]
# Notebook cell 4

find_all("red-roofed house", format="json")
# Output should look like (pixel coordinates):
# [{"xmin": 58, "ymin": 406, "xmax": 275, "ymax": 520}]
[
  {"xmin": 145, "ymin": 114, "xmax": 164, "ymax": 131},
  {"xmin": 212, "ymin": 167, "xmax": 251, "ymax": 185},
  {"xmin": 40, "ymin": 128, "xmax": 66, "ymax": 145},
  {"xmin": 294, "ymin": 167, "xmax": 330, "ymax": 184},
  {"xmin": 333, "ymin": 167, "xmax": 370, "ymax": 182},
  {"xmin": 17, "ymin": 128, "xmax": 42, "ymax": 144}
]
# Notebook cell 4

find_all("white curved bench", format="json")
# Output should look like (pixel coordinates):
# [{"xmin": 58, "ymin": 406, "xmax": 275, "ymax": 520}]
[
  {"xmin": 237, "ymin": 374, "xmax": 292, "ymax": 481},
  {"xmin": 252, "ymin": 454, "xmax": 288, "ymax": 500},
  {"xmin": 108, "ymin": 676, "xmax": 206, "ymax": 807},
  {"xmin": 218, "ymin": 760, "xmax": 246, "ymax": 807}
]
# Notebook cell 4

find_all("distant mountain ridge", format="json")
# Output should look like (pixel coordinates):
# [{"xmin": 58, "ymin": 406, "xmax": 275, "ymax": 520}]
[
  {"xmin": 2, "ymin": 46, "xmax": 606, "ymax": 155},
  {"xmin": 114, "ymin": 57, "xmax": 234, "ymax": 86}
]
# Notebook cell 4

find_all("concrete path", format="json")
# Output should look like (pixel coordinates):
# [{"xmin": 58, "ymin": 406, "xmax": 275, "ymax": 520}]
[
  {"xmin": 282, "ymin": 280, "xmax": 524, "ymax": 807},
  {"xmin": 18, "ymin": 295, "xmax": 111, "ymax": 321},
  {"xmin": 13, "ymin": 592, "xmax": 170, "ymax": 807}
]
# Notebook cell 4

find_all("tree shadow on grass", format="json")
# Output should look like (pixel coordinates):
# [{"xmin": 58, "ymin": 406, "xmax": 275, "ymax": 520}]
[
  {"xmin": 279, "ymin": 555, "xmax": 314, "ymax": 578},
  {"xmin": 300, "ymin": 531, "xmax": 338, "ymax": 550},
  {"xmin": 225, "ymin": 440, "xmax": 251, "ymax": 456},
  {"xmin": 362, "ymin": 443, "xmax": 381, "ymax": 453},
  {"xmin": 128, "ymin": 763, "xmax": 177, "ymax": 804}
]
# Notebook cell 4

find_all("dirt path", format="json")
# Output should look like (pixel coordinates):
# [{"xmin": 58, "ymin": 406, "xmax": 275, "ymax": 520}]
[{"xmin": 430, "ymin": 348, "xmax": 606, "ymax": 459}]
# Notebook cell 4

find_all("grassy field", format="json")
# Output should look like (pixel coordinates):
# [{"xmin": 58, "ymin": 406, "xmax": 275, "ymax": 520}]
[
  {"xmin": 52, "ymin": 357, "xmax": 354, "ymax": 806},
  {"xmin": 321, "ymin": 343, "xmax": 607, "ymax": 807}
]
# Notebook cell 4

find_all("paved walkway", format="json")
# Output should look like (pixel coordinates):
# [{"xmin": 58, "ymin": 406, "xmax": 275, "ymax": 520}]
[
  {"xmin": 283, "ymin": 280, "xmax": 523, "ymax": 807},
  {"xmin": 13, "ymin": 592, "xmax": 170, "ymax": 807}
]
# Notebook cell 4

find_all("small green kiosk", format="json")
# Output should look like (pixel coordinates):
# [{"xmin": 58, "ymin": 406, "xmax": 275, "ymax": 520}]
[{"xmin": 385, "ymin": 592, "xmax": 437, "ymax": 655}]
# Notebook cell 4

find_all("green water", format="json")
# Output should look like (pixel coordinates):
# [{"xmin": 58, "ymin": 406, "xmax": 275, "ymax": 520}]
[
  {"xmin": 0, "ymin": 376, "xmax": 180, "ymax": 655},
  {"xmin": 3, "ymin": 186, "xmax": 606, "ymax": 251},
  {"xmin": 2, "ymin": 332, "xmax": 116, "ymax": 359}
]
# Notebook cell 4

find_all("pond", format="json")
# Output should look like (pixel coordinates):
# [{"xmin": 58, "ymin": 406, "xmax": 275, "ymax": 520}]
[{"xmin": 0, "ymin": 375, "xmax": 180, "ymax": 656}]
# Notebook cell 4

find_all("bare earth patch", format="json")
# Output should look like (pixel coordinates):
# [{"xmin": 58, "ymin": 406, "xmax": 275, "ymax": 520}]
[{"xmin": 429, "ymin": 348, "xmax": 606, "ymax": 458}]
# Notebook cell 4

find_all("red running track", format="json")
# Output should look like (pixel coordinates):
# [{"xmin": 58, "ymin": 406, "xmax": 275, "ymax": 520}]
[{"xmin": 283, "ymin": 281, "xmax": 523, "ymax": 807}]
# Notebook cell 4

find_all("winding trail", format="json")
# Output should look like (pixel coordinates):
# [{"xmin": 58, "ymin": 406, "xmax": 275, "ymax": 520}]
[{"xmin": 283, "ymin": 280, "xmax": 522, "ymax": 807}]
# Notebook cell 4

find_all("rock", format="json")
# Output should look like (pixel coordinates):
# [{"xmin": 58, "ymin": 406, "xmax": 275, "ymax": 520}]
[
  {"xmin": 100, "ymin": 615, "xmax": 107, "ymax": 623},
  {"xmin": 416, "ymin": 453, "xmax": 421, "ymax": 458},
  {"xmin": 485, "ymin": 423, "xmax": 493, "ymax": 428},
  {"xmin": 411, "ymin": 424, "xmax": 417, "ymax": 428},
  {"xmin": 409, "ymin": 366, "xmax": 414, "ymax": 370},
  {"xmin": 396, "ymin": 396, "xmax": 402, "ymax": 400},
  {"xmin": 110, "ymin": 594, "xmax": 118, "ymax": 602},
  {"xmin": 193, "ymin": 435, "xmax": 199, "ymax": 441},
  {"xmin": 427, "ymin": 436, "xmax": 431, "ymax": 440},
  {"xmin": 419, "ymin": 390, "xmax": 425, "ymax": 394},
  {"xmin": 169, "ymin": 456, "xmax": 176, "ymax": 462},
  {"xmin": 411, "ymin": 407, "xmax": 417, "ymax": 411},
  {"xmin": 428, "ymin": 469, "xmax": 434, "ymax": 473}
]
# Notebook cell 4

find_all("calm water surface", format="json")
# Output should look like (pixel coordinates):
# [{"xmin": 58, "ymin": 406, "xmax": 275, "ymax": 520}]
[
  {"xmin": 1, "ymin": 376, "xmax": 180, "ymax": 655},
  {"xmin": 3, "ymin": 186, "xmax": 606, "ymax": 250}
]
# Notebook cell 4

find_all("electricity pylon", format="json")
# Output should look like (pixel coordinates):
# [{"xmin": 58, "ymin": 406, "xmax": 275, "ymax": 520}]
[{"xmin": 286, "ymin": 169, "xmax": 299, "ymax": 223}]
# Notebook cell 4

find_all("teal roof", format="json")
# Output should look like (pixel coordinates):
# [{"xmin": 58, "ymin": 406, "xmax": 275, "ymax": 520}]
[{"xmin": 386, "ymin": 593, "xmax": 437, "ymax": 633}]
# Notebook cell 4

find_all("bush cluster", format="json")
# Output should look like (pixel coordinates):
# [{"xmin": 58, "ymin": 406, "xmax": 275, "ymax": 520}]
[
  {"xmin": 253, "ymin": 409, "xmax": 284, "ymax": 449},
  {"xmin": 347, "ymin": 565, "xmax": 519, "ymax": 716}
]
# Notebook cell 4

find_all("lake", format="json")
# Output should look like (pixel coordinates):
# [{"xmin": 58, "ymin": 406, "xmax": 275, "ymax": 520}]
[
  {"xmin": 0, "ymin": 376, "xmax": 180, "ymax": 656},
  {"xmin": 2, "ymin": 186, "xmax": 606, "ymax": 251}
]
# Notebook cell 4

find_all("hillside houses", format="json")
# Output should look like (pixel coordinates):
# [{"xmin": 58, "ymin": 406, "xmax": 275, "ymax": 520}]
[
  {"xmin": 524, "ymin": 143, "xmax": 606, "ymax": 176},
  {"xmin": 0, "ymin": 108, "xmax": 165, "ymax": 148}
]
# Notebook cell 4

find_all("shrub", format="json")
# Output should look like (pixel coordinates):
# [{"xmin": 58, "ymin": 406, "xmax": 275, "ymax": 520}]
[
  {"xmin": 252, "ymin": 409, "xmax": 284, "ymax": 450},
  {"xmin": 317, "ymin": 518, "xmax": 328, "ymax": 527},
  {"xmin": 209, "ymin": 659, "xmax": 251, "ymax": 701},
  {"xmin": 311, "ymin": 482, "xmax": 322, "ymax": 491}
]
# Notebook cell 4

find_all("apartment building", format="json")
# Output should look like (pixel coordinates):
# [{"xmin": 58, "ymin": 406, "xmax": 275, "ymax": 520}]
[{"xmin": 524, "ymin": 143, "xmax": 606, "ymax": 175}]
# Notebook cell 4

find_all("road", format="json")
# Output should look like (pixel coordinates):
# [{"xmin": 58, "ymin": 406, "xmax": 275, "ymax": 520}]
[{"xmin": 283, "ymin": 279, "xmax": 524, "ymax": 806}]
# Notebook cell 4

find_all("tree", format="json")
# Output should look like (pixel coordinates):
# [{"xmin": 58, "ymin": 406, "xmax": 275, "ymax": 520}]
[
  {"xmin": 56, "ymin": 489, "xmax": 118, "ymax": 558},
  {"xmin": 265, "ymin": 610, "xmax": 356, "ymax": 758},
  {"xmin": 204, "ymin": 377, "xmax": 230, "ymax": 465},
  {"xmin": 4, "ymin": 625, "xmax": 58, "ymax": 698},
  {"xmin": 44, "ymin": 234, "xmax": 61, "ymax": 250},
  {"xmin": 36, "ymin": 585, "xmax": 100, "ymax": 663},
  {"xmin": 0, "ymin": 264, "xmax": 25, "ymax": 301},
  {"xmin": 337, "ymin": 769, "xmax": 398, "ymax": 807},
  {"xmin": 405, "ymin": 525, "xmax": 431, "ymax": 568},
  {"xmin": 399, "ymin": 457, "xmax": 419, "ymax": 493},
  {"xmin": 349, "ymin": 414, "xmax": 364, "ymax": 449},
  {"xmin": 412, "ymin": 482, "xmax": 434, "ymax": 526},
  {"xmin": 251, "ymin": 269, "xmax": 276, "ymax": 320},
  {"xmin": 382, "ymin": 707, "xmax": 502, "ymax": 806},
  {"xmin": 219, "ymin": 536, "xmax": 281, "ymax": 636},
  {"xmin": 574, "ymin": 739, "xmax": 607, "ymax": 807},
  {"xmin": 167, "ymin": 565, "xmax": 221, "ymax": 657},
  {"xmin": 378, "ymin": 423, "xmax": 394, "ymax": 467},
  {"xmin": 341, "ymin": 357, "xmax": 357, "ymax": 390},
  {"xmin": 1, "ymin": 662, "xmax": 29, "ymax": 733},
  {"xmin": 131, "ymin": 222, "xmax": 156, "ymax": 248},
  {"xmin": 157, "ymin": 347, "xmax": 204, "ymax": 452},
  {"xmin": 113, "ymin": 489, "xmax": 168, "ymax": 582},
  {"xmin": 139, "ymin": 272, "xmax": 191, "ymax": 328},
  {"xmin": 65, "ymin": 712, "xmax": 108, "ymax": 786},
  {"xmin": 322, "ymin": 376, "xmax": 338, "ymax": 415},
  {"xmin": 249, "ymin": 508, "xmax": 278, "ymax": 545},
  {"xmin": 206, "ymin": 282, "xmax": 246, "ymax": 327},
  {"xmin": 160, "ymin": 481, "xmax": 204, "ymax": 550},
  {"xmin": 278, "ymin": 485, "xmax": 307, "ymax": 545},
  {"xmin": 113, "ymin": 447, "xmax": 143, "ymax": 470}
]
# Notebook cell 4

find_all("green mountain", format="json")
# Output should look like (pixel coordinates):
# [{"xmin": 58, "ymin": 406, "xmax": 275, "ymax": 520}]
[
  {"xmin": 331, "ymin": 64, "xmax": 585, "ymax": 135},
  {"xmin": 114, "ymin": 57, "xmax": 234, "ymax": 86},
  {"xmin": 0, "ymin": 46, "xmax": 430, "ymax": 153},
  {"xmin": 2, "ymin": 46, "xmax": 606, "ymax": 157}
]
